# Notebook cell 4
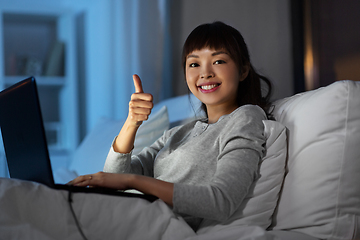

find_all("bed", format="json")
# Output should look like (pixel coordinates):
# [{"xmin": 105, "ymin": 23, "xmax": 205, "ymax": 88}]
[{"xmin": 1, "ymin": 80, "xmax": 359, "ymax": 240}]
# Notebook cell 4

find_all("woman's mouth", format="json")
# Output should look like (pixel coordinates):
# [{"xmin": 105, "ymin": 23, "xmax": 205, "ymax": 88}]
[{"xmin": 198, "ymin": 83, "xmax": 221, "ymax": 93}]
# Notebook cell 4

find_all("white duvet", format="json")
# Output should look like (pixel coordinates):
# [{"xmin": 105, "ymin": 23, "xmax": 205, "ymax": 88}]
[{"xmin": 0, "ymin": 178, "xmax": 278, "ymax": 240}]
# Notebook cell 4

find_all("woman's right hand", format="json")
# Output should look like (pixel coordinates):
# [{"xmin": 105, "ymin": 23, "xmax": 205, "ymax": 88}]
[
  {"xmin": 128, "ymin": 74, "xmax": 153, "ymax": 127},
  {"xmin": 113, "ymin": 74, "xmax": 153, "ymax": 153}
]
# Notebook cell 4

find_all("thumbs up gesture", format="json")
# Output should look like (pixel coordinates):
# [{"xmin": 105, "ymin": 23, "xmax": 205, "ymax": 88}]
[{"xmin": 128, "ymin": 74, "xmax": 153, "ymax": 127}]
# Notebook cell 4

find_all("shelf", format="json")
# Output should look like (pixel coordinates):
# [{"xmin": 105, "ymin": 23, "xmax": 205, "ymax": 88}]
[
  {"xmin": 3, "ymin": 76, "xmax": 65, "ymax": 87},
  {"xmin": 3, "ymin": 13, "xmax": 65, "ymax": 77},
  {"xmin": 0, "ymin": 7, "xmax": 79, "ymax": 167}
]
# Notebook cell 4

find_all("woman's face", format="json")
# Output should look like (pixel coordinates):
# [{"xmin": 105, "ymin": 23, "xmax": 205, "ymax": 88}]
[{"xmin": 185, "ymin": 47, "xmax": 247, "ymax": 113}]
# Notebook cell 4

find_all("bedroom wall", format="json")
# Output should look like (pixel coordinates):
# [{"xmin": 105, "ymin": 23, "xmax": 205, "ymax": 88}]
[
  {"xmin": 0, "ymin": 0, "xmax": 294, "ymax": 176},
  {"xmin": 0, "ymin": 0, "xmax": 294, "ymax": 145},
  {"xmin": 170, "ymin": 0, "xmax": 294, "ymax": 101}
]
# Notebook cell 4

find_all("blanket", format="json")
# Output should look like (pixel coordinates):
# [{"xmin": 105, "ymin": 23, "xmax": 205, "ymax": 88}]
[{"xmin": 0, "ymin": 178, "xmax": 278, "ymax": 240}]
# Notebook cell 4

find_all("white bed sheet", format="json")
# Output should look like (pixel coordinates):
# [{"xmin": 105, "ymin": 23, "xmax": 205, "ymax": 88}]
[{"xmin": 0, "ymin": 178, "xmax": 284, "ymax": 240}]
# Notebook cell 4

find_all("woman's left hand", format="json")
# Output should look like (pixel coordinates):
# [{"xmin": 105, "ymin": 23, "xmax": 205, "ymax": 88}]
[
  {"xmin": 68, "ymin": 172, "xmax": 174, "ymax": 206},
  {"xmin": 67, "ymin": 172, "xmax": 132, "ymax": 190}
]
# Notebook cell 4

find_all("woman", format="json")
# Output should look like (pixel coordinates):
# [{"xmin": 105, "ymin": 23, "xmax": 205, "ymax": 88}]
[{"xmin": 70, "ymin": 21, "xmax": 272, "ymax": 230}]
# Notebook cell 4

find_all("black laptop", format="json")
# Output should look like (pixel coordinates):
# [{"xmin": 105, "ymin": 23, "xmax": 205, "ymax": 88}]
[{"xmin": 0, "ymin": 77, "xmax": 157, "ymax": 202}]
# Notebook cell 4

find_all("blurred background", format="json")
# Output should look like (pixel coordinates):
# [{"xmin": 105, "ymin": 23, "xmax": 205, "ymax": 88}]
[{"xmin": 0, "ymin": 0, "xmax": 359, "ymax": 177}]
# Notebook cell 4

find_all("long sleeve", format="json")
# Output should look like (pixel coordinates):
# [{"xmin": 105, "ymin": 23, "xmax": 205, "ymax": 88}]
[
  {"xmin": 103, "ymin": 105, "xmax": 266, "ymax": 230},
  {"xmin": 170, "ymin": 105, "xmax": 266, "ymax": 225},
  {"xmin": 103, "ymin": 126, "xmax": 180, "ymax": 177}
]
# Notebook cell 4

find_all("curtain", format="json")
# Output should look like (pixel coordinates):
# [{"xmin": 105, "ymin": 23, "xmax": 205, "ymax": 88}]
[{"xmin": 111, "ymin": 0, "xmax": 173, "ymax": 120}]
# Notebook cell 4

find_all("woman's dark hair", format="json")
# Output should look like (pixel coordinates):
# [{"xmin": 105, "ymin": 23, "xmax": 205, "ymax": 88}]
[{"xmin": 182, "ymin": 21, "xmax": 273, "ymax": 117}]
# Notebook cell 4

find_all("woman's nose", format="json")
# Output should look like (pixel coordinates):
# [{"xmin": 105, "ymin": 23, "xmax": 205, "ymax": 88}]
[{"xmin": 200, "ymin": 67, "xmax": 215, "ymax": 79}]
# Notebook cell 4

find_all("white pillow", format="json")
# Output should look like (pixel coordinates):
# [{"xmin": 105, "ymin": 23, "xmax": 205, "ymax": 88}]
[
  {"xmin": 152, "ymin": 93, "xmax": 204, "ymax": 126},
  {"xmin": 271, "ymin": 80, "xmax": 360, "ymax": 240},
  {"xmin": 69, "ymin": 106, "xmax": 169, "ymax": 176},
  {"xmin": 197, "ymin": 120, "xmax": 287, "ymax": 233}
]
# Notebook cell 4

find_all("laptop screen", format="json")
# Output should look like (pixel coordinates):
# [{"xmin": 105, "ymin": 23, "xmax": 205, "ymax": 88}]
[{"xmin": 0, "ymin": 77, "xmax": 55, "ymax": 186}]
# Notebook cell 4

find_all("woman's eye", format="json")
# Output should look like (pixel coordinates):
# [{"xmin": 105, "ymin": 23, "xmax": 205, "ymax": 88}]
[
  {"xmin": 189, "ymin": 63, "xmax": 199, "ymax": 68},
  {"xmin": 214, "ymin": 60, "xmax": 226, "ymax": 65}
]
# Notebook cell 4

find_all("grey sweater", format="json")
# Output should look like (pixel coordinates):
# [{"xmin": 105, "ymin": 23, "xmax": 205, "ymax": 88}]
[{"xmin": 104, "ymin": 105, "xmax": 266, "ymax": 230}]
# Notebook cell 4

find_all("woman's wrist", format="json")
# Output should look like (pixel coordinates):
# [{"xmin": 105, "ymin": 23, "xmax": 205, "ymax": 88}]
[
  {"xmin": 124, "ymin": 173, "xmax": 137, "ymax": 189},
  {"xmin": 113, "ymin": 118, "xmax": 140, "ymax": 153}
]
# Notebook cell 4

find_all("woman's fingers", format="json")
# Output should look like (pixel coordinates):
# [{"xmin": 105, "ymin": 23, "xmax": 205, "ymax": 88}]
[
  {"xmin": 68, "ymin": 172, "xmax": 101, "ymax": 187},
  {"xmin": 68, "ymin": 172, "xmax": 130, "ymax": 190},
  {"xmin": 67, "ymin": 174, "xmax": 93, "ymax": 187},
  {"xmin": 129, "ymin": 100, "xmax": 152, "ymax": 114},
  {"xmin": 128, "ymin": 74, "xmax": 153, "ymax": 125},
  {"xmin": 129, "ymin": 98, "xmax": 153, "ymax": 123},
  {"xmin": 131, "ymin": 93, "xmax": 153, "ymax": 102},
  {"xmin": 130, "ymin": 74, "xmax": 153, "ymax": 103},
  {"xmin": 133, "ymin": 74, "xmax": 144, "ymax": 93}
]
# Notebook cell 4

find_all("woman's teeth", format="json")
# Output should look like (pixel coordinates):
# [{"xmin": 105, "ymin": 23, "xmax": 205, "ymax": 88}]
[{"xmin": 200, "ymin": 84, "xmax": 218, "ymax": 90}]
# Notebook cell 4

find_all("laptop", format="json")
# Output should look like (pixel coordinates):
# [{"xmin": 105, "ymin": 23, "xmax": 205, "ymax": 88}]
[{"xmin": 0, "ymin": 77, "xmax": 157, "ymax": 202}]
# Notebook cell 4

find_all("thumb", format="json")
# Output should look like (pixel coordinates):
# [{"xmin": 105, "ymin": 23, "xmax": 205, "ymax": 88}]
[{"xmin": 133, "ymin": 74, "xmax": 144, "ymax": 93}]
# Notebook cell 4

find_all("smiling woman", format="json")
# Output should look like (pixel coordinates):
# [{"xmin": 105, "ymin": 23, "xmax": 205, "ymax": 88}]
[
  {"xmin": 70, "ymin": 21, "xmax": 274, "ymax": 231},
  {"xmin": 182, "ymin": 22, "xmax": 272, "ymax": 120}
]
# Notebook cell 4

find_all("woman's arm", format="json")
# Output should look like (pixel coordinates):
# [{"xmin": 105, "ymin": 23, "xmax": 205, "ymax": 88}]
[
  {"xmin": 69, "ymin": 75, "xmax": 175, "ymax": 203},
  {"xmin": 69, "ymin": 172, "xmax": 174, "ymax": 206},
  {"xmin": 113, "ymin": 74, "xmax": 153, "ymax": 154}
]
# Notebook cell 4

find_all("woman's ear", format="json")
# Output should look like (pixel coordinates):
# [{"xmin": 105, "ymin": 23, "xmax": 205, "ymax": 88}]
[{"xmin": 240, "ymin": 64, "xmax": 250, "ymax": 82}]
